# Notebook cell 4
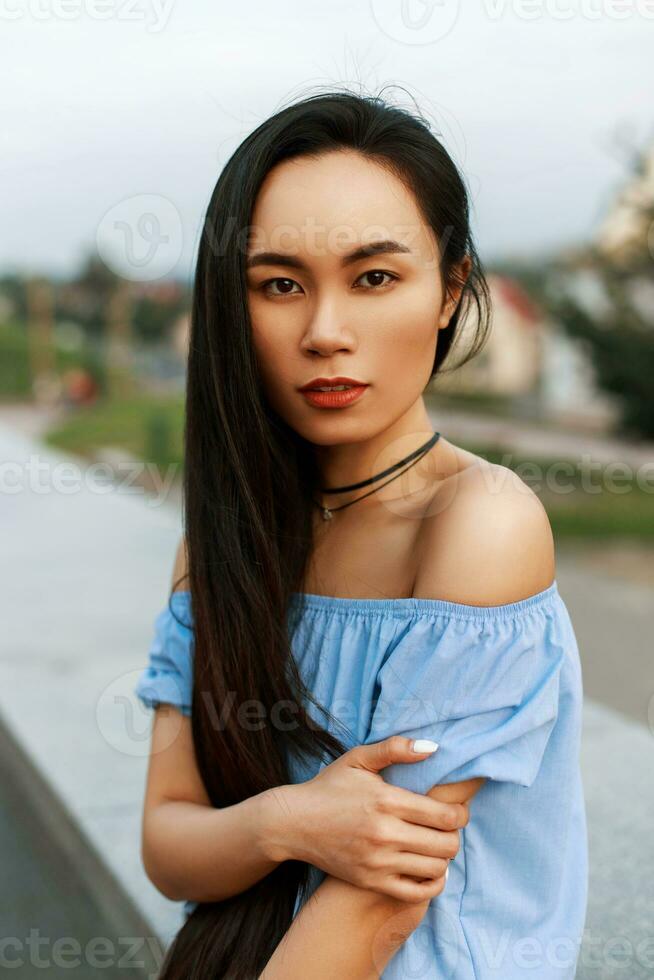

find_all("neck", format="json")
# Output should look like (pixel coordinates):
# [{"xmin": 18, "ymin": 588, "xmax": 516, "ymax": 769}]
[{"xmin": 311, "ymin": 400, "xmax": 439, "ymax": 507}]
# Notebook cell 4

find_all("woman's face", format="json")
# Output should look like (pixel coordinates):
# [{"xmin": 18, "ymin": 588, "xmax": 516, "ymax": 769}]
[{"xmin": 246, "ymin": 149, "xmax": 463, "ymax": 447}]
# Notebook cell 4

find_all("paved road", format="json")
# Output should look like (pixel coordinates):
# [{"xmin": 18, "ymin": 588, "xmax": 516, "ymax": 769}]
[{"xmin": 555, "ymin": 541, "xmax": 654, "ymax": 731}]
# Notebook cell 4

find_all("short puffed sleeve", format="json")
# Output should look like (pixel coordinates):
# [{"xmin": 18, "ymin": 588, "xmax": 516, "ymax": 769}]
[
  {"xmin": 134, "ymin": 591, "xmax": 194, "ymax": 717},
  {"xmin": 363, "ymin": 586, "xmax": 570, "ymax": 790}
]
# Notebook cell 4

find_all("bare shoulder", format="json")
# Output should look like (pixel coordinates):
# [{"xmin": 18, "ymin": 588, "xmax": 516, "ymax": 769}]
[
  {"xmin": 413, "ymin": 459, "xmax": 555, "ymax": 606},
  {"xmin": 171, "ymin": 535, "xmax": 190, "ymax": 593}
]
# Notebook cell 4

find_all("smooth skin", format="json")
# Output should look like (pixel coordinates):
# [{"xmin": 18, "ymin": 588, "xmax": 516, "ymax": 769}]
[{"xmin": 140, "ymin": 148, "xmax": 556, "ymax": 978}]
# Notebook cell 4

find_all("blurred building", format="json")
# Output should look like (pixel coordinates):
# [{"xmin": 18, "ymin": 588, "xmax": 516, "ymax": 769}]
[
  {"xmin": 442, "ymin": 273, "xmax": 541, "ymax": 397},
  {"xmin": 438, "ymin": 273, "xmax": 619, "ymax": 431}
]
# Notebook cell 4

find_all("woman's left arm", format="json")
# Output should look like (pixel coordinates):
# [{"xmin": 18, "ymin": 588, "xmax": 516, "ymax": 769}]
[
  {"xmin": 260, "ymin": 875, "xmax": 433, "ymax": 980},
  {"xmin": 259, "ymin": 776, "xmax": 484, "ymax": 979}
]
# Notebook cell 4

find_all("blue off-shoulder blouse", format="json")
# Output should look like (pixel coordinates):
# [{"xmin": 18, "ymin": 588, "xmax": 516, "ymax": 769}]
[{"xmin": 135, "ymin": 580, "xmax": 588, "ymax": 980}]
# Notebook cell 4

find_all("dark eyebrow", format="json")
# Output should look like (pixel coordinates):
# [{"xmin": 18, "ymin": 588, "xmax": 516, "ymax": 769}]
[{"xmin": 245, "ymin": 239, "xmax": 412, "ymax": 271}]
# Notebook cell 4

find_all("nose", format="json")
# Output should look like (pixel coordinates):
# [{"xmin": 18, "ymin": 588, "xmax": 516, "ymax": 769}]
[{"xmin": 300, "ymin": 299, "xmax": 357, "ymax": 357}]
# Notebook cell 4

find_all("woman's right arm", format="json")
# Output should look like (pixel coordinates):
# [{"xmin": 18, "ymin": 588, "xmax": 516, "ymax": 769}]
[
  {"xmin": 141, "ymin": 705, "xmax": 289, "ymax": 902},
  {"xmin": 140, "ymin": 713, "xmax": 469, "ymax": 904}
]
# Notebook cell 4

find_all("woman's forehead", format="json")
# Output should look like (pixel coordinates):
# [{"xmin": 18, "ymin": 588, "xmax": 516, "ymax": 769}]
[
  {"xmin": 254, "ymin": 152, "xmax": 420, "ymax": 226},
  {"xmin": 248, "ymin": 154, "xmax": 435, "ymax": 264}
]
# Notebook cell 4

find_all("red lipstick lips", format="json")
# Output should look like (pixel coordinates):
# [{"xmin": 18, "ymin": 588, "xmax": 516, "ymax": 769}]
[{"xmin": 298, "ymin": 376, "xmax": 369, "ymax": 409}]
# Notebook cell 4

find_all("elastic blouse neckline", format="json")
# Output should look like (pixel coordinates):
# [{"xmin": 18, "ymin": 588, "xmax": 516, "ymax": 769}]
[
  {"xmin": 288, "ymin": 579, "xmax": 559, "ymax": 621},
  {"xmin": 170, "ymin": 579, "xmax": 560, "ymax": 622}
]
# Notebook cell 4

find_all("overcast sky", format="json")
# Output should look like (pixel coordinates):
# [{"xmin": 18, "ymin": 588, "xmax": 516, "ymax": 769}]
[{"xmin": 2, "ymin": 0, "xmax": 653, "ymax": 282}]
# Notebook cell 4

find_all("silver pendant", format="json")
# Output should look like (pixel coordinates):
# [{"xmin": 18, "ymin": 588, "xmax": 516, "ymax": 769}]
[{"xmin": 322, "ymin": 506, "xmax": 333, "ymax": 521}]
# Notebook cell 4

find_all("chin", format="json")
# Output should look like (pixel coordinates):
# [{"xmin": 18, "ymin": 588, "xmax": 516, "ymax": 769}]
[{"xmin": 303, "ymin": 419, "xmax": 379, "ymax": 446}]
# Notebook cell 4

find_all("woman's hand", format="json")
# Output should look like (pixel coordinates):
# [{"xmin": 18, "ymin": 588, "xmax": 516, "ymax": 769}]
[{"xmin": 261, "ymin": 735, "xmax": 468, "ymax": 904}]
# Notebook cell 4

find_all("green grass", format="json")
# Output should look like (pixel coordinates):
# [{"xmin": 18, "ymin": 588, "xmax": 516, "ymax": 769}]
[
  {"xmin": 0, "ymin": 319, "xmax": 108, "ymax": 397},
  {"xmin": 0, "ymin": 321, "xmax": 32, "ymax": 396},
  {"xmin": 44, "ymin": 393, "xmax": 185, "ymax": 473},
  {"xmin": 543, "ymin": 488, "xmax": 653, "ymax": 538},
  {"xmin": 426, "ymin": 388, "xmax": 515, "ymax": 415}
]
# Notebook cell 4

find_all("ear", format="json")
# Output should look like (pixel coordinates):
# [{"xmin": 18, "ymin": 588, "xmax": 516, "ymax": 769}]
[{"xmin": 438, "ymin": 254, "xmax": 472, "ymax": 328}]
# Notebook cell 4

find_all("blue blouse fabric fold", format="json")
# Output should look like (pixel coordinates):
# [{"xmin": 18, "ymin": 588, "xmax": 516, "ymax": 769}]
[
  {"xmin": 134, "ymin": 579, "xmax": 588, "ymax": 979},
  {"xmin": 134, "ymin": 592, "xmax": 194, "ymax": 717}
]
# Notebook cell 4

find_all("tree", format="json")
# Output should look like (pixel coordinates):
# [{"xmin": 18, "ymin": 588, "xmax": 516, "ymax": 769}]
[{"xmin": 511, "ymin": 140, "xmax": 654, "ymax": 440}]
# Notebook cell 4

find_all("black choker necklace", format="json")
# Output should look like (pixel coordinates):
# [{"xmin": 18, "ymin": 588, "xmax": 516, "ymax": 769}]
[{"xmin": 314, "ymin": 431, "xmax": 441, "ymax": 521}]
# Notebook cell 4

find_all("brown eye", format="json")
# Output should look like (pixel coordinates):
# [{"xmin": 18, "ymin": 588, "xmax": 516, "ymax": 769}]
[
  {"xmin": 356, "ymin": 270, "xmax": 398, "ymax": 289},
  {"xmin": 262, "ymin": 278, "xmax": 302, "ymax": 296}
]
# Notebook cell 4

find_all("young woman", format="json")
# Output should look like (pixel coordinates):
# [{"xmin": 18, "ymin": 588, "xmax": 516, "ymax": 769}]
[{"xmin": 134, "ymin": 89, "xmax": 588, "ymax": 979}]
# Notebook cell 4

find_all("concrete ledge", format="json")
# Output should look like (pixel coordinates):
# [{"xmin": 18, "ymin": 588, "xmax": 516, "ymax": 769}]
[{"xmin": 0, "ymin": 709, "xmax": 162, "ymax": 973}]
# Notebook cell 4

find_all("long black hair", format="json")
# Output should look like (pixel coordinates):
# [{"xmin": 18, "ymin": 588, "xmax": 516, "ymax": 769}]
[{"xmin": 157, "ymin": 85, "xmax": 491, "ymax": 979}]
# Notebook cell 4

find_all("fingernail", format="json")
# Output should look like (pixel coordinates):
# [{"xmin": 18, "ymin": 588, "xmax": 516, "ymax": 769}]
[
  {"xmin": 411, "ymin": 739, "xmax": 439, "ymax": 753},
  {"xmin": 445, "ymin": 864, "xmax": 449, "ymax": 882}
]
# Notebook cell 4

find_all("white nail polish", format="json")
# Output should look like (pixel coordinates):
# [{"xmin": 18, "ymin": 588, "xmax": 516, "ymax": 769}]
[{"xmin": 411, "ymin": 738, "xmax": 439, "ymax": 753}]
